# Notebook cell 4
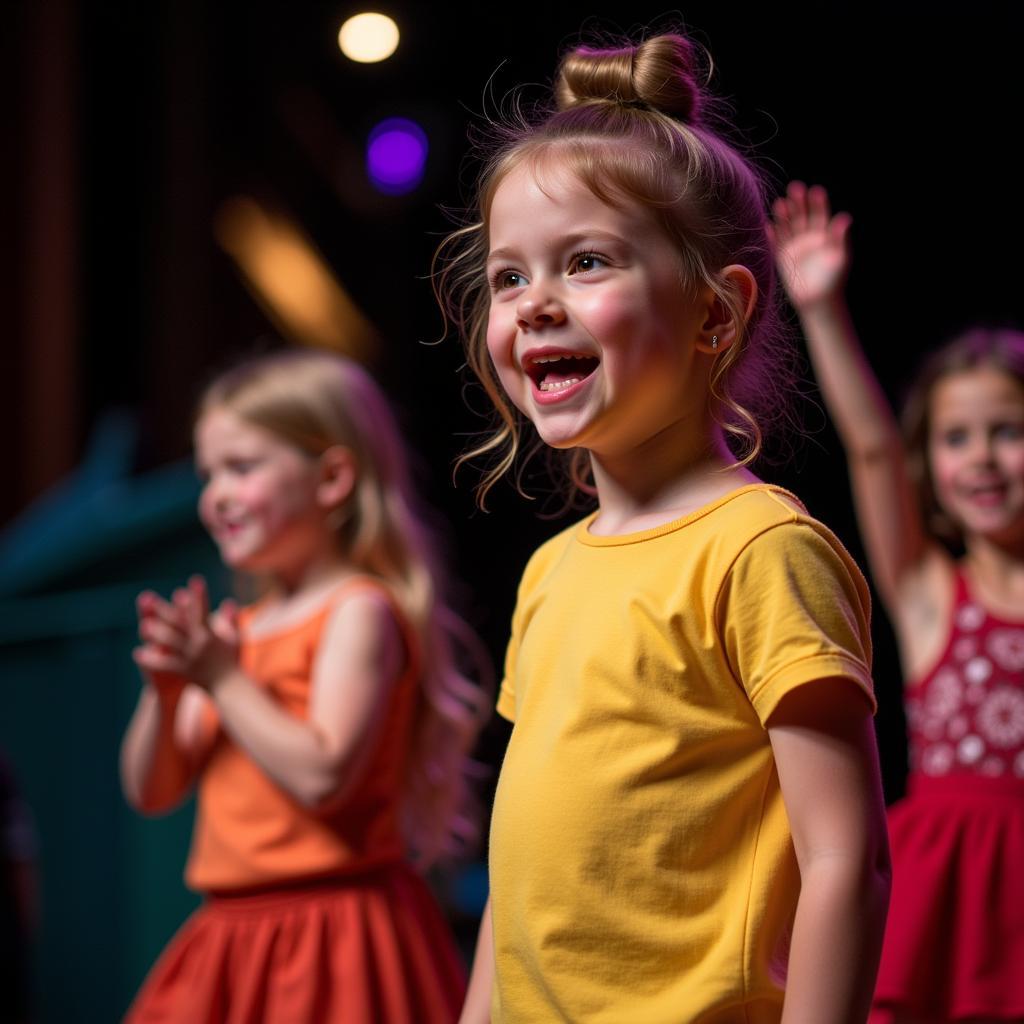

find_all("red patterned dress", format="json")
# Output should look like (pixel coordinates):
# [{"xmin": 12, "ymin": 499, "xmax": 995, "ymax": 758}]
[{"xmin": 871, "ymin": 570, "xmax": 1024, "ymax": 1022}]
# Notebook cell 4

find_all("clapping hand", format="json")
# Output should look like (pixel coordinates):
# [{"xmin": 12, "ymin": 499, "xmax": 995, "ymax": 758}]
[{"xmin": 134, "ymin": 577, "xmax": 240, "ymax": 691}]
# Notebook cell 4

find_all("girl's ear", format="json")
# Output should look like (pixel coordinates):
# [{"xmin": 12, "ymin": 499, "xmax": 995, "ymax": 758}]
[
  {"xmin": 317, "ymin": 446, "xmax": 358, "ymax": 511},
  {"xmin": 695, "ymin": 264, "xmax": 758, "ymax": 354}
]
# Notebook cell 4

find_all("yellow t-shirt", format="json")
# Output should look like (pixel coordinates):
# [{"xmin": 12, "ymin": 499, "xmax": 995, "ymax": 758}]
[{"xmin": 490, "ymin": 485, "xmax": 874, "ymax": 1023}]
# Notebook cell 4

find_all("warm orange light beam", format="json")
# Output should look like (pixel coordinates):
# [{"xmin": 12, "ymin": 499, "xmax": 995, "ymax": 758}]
[{"xmin": 214, "ymin": 197, "xmax": 377, "ymax": 362}]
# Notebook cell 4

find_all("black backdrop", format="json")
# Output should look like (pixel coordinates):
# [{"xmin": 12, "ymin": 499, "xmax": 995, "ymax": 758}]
[{"xmin": 32, "ymin": 0, "xmax": 1024, "ymax": 793}]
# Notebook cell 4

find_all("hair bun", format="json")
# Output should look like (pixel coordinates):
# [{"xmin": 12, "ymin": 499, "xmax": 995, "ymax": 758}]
[{"xmin": 555, "ymin": 34, "xmax": 702, "ymax": 123}]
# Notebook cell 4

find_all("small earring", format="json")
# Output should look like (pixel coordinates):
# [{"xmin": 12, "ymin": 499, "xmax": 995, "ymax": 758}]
[{"xmin": 711, "ymin": 335, "xmax": 719, "ymax": 351}]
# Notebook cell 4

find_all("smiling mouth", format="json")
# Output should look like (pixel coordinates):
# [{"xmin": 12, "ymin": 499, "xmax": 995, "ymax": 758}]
[
  {"xmin": 525, "ymin": 352, "xmax": 600, "ymax": 393},
  {"xmin": 967, "ymin": 484, "xmax": 1008, "ymax": 503}
]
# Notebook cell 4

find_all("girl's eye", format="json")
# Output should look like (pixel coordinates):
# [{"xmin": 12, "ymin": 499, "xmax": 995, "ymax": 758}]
[
  {"xmin": 569, "ymin": 251, "xmax": 607, "ymax": 274},
  {"xmin": 491, "ymin": 269, "xmax": 526, "ymax": 291},
  {"xmin": 227, "ymin": 458, "xmax": 261, "ymax": 475},
  {"xmin": 940, "ymin": 427, "xmax": 968, "ymax": 447},
  {"xmin": 995, "ymin": 421, "xmax": 1024, "ymax": 438}
]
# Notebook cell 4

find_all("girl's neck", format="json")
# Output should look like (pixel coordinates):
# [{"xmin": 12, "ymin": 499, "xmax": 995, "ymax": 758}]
[
  {"xmin": 962, "ymin": 533, "xmax": 1024, "ymax": 604},
  {"xmin": 271, "ymin": 535, "xmax": 355, "ymax": 599},
  {"xmin": 588, "ymin": 422, "xmax": 760, "ymax": 536}
]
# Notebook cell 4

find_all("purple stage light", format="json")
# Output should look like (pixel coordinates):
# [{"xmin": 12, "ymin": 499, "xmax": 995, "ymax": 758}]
[{"xmin": 366, "ymin": 118, "xmax": 428, "ymax": 195}]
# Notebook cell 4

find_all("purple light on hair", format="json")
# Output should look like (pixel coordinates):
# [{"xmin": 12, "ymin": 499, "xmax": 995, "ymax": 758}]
[{"xmin": 366, "ymin": 118, "xmax": 428, "ymax": 195}]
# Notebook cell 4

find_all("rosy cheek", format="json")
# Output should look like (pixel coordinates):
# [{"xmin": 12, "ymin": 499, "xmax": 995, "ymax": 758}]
[
  {"xmin": 485, "ymin": 324, "xmax": 519, "ymax": 391},
  {"xmin": 485, "ymin": 313, "xmax": 509, "ymax": 360},
  {"xmin": 197, "ymin": 489, "xmax": 215, "ymax": 529},
  {"xmin": 926, "ymin": 448, "xmax": 954, "ymax": 489}
]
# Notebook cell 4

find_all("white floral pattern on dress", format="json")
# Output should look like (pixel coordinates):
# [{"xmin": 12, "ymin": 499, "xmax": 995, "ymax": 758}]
[
  {"xmin": 926, "ymin": 668, "xmax": 963, "ymax": 719},
  {"xmin": 957, "ymin": 604, "xmax": 985, "ymax": 631},
  {"xmin": 976, "ymin": 687, "xmax": 1024, "ymax": 748},
  {"xmin": 909, "ymin": 577, "xmax": 1024, "ymax": 779},
  {"xmin": 957, "ymin": 734, "xmax": 984, "ymax": 764},
  {"xmin": 964, "ymin": 657, "xmax": 993, "ymax": 685},
  {"xmin": 922, "ymin": 743, "xmax": 955, "ymax": 775},
  {"xmin": 987, "ymin": 629, "xmax": 1024, "ymax": 672}
]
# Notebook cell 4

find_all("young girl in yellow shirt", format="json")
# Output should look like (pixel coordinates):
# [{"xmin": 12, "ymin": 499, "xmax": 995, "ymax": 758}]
[{"xmin": 439, "ymin": 29, "xmax": 892, "ymax": 1024}]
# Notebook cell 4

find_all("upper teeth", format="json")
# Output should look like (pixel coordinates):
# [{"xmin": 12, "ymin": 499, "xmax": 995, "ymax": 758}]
[{"xmin": 534, "ymin": 355, "xmax": 571, "ymax": 363}]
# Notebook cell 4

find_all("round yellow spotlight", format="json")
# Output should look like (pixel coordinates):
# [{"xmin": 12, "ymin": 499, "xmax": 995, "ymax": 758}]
[{"xmin": 338, "ymin": 13, "xmax": 399, "ymax": 64}]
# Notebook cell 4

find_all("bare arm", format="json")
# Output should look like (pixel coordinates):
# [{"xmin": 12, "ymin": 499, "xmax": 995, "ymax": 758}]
[
  {"xmin": 135, "ymin": 578, "xmax": 405, "ymax": 809},
  {"xmin": 119, "ymin": 681, "xmax": 211, "ymax": 813},
  {"xmin": 767, "ymin": 680, "xmax": 891, "ymax": 1024},
  {"xmin": 459, "ymin": 897, "xmax": 494, "ymax": 1024},
  {"xmin": 120, "ymin": 592, "xmax": 212, "ymax": 814},
  {"xmin": 771, "ymin": 182, "xmax": 933, "ymax": 611}
]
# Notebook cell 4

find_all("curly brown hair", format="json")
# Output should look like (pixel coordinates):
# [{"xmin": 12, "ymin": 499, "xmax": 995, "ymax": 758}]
[{"xmin": 435, "ymin": 31, "xmax": 795, "ymax": 506}]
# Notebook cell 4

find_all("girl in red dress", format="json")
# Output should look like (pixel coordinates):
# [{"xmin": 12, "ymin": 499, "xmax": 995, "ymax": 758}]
[
  {"xmin": 120, "ymin": 349, "xmax": 488, "ymax": 1023},
  {"xmin": 773, "ymin": 182, "xmax": 1024, "ymax": 1023}
]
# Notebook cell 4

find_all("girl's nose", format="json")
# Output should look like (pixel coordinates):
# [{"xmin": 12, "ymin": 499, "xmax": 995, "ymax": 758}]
[
  {"xmin": 203, "ymin": 477, "xmax": 228, "ymax": 510},
  {"xmin": 516, "ymin": 287, "xmax": 566, "ymax": 330},
  {"xmin": 969, "ymin": 434, "xmax": 997, "ymax": 465}
]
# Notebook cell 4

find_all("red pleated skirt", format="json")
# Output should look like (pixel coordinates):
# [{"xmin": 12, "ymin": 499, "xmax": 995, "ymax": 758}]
[
  {"xmin": 124, "ymin": 863, "xmax": 466, "ymax": 1023},
  {"xmin": 871, "ymin": 774, "xmax": 1024, "ymax": 1023}
]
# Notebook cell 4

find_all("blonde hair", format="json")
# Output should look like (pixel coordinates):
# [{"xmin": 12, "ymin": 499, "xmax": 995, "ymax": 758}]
[
  {"xmin": 435, "ymin": 32, "xmax": 793, "ymax": 505},
  {"xmin": 199, "ymin": 348, "xmax": 489, "ymax": 865}
]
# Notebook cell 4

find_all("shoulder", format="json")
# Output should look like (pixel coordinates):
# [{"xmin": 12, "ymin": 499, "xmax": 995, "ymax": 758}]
[
  {"xmin": 715, "ymin": 491, "xmax": 871, "ymax": 620},
  {"xmin": 890, "ymin": 545, "xmax": 957, "ymax": 675},
  {"xmin": 705, "ymin": 483, "xmax": 808, "ymax": 535},
  {"xmin": 309, "ymin": 586, "xmax": 408, "ymax": 693},
  {"xmin": 516, "ymin": 517, "xmax": 586, "ymax": 590},
  {"xmin": 725, "ymin": 487, "xmax": 862, "ymax": 572},
  {"xmin": 714, "ymin": 496, "xmax": 876, "ymax": 715},
  {"xmin": 320, "ymin": 579, "xmax": 405, "ymax": 648},
  {"xmin": 677, "ymin": 485, "xmax": 865, "ymax": 597},
  {"xmin": 893, "ymin": 543, "xmax": 955, "ymax": 621}
]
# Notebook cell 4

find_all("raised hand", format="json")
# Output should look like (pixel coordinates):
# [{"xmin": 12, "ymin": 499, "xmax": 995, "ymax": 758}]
[
  {"xmin": 134, "ymin": 577, "xmax": 240, "ymax": 690},
  {"xmin": 769, "ymin": 182, "xmax": 852, "ymax": 312},
  {"xmin": 135, "ymin": 590, "xmax": 190, "ymax": 699}
]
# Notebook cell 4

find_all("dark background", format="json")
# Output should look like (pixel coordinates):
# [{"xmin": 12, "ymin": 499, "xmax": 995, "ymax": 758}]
[{"xmin": 1, "ymin": 1, "xmax": 1022, "ymax": 1018}]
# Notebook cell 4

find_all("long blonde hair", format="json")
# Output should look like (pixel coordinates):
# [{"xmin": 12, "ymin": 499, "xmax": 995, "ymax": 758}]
[
  {"xmin": 435, "ymin": 32, "xmax": 793, "ymax": 505},
  {"xmin": 200, "ymin": 348, "xmax": 489, "ymax": 864}
]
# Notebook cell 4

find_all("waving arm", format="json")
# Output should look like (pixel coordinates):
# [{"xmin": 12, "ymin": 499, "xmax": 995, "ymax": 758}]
[{"xmin": 770, "ymin": 182, "xmax": 934, "ymax": 613}]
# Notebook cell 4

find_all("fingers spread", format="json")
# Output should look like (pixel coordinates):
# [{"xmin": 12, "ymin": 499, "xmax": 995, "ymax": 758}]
[{"xmin": 189, "ymin": 575, "xmax": 211, "ymax": 624}]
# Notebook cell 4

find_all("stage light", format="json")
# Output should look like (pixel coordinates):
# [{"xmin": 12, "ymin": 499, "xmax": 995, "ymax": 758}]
[
  {"xmin": 366, "ymin": 118, "xmax": 428, "ymax": 195},
  {"xmin": 337, "ymin": 12, "xmax": 399, "ymax": 63},
  {"xmin": 214, "ymin": 197, "xmax": 377, "ymax": 361}
]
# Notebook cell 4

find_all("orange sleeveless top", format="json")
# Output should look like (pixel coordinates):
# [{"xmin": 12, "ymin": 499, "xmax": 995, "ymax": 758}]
[{"xmin": 185, "ymin": 578, "xmax": 420, "ymax": 892}]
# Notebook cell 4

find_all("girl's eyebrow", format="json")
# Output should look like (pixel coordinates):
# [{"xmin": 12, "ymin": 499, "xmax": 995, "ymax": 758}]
[
  {"xmin": 486, "ymin": 246, "xmax": 519, "ymax": 264},
  {"xmin": 487, "ymin": 230, "xmax": 629, "ymax": 264}
]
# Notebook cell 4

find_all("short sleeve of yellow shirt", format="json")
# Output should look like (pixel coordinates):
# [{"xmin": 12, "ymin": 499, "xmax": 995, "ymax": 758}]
[{"xmin": 488, "ymin": 484, "xmax": 873, "ymax": 1024}]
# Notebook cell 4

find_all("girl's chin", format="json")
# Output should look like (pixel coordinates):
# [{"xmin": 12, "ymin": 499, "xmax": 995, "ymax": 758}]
[
  {"xmin": 530, "ymin": 415, "xmax": 594, "ymax": 451},
  {"xmin": 955, "ymin": 510, "xmax": 1024, "ymax": 543},
  {"xmin": 536, "ymin": 433, "xmax": 586, "ymax": 451},
  {"xmin": 218, "ymin": 546, "xmax": 262, "ymax": 571}
]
